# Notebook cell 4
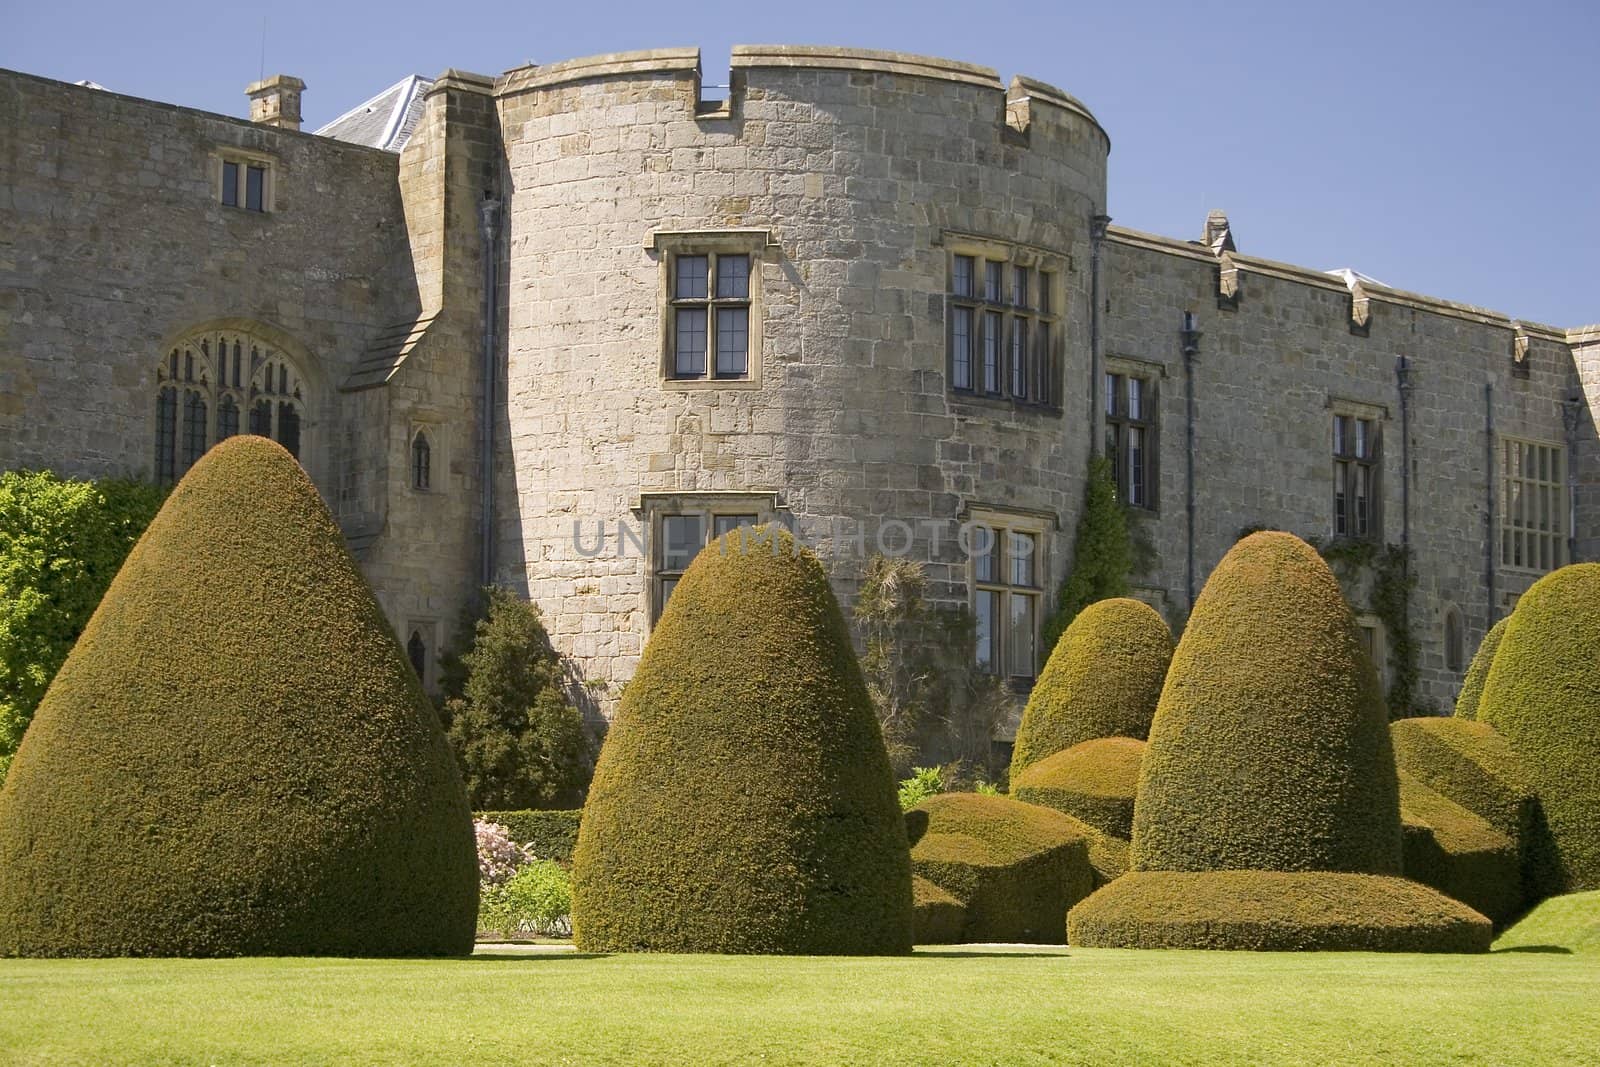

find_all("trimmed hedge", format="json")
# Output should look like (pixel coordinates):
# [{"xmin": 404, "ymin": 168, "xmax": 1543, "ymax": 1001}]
[
  {"xmin": 906, "ymin": 793, "xmax": 1094, "ymax": 944},
  {"xmin": 1068, "ymin": 871, "xmax": 1492, "ymax": 952},
  {"xmin": 477, "ymin": 809, "xmax": 581, "ymax": 863},
  {"xmin": 1132, "ymin": 532, "xmax": 1402, "ymax": 874},
  {"xmin": 1012, "ymin": 598, "xmax": 1171, "ymax": 774},
  {"xmin": 1454, "ymin": 617, "xmax": 1507, "ymax": 720},
  {"xmin": 912, "ymin": 875, "xmax": 967, "ymax": 945},
  {"xmin": 1012, "ymin": 737, "xmax": 1143, "ymax": 840},
  {"xmin": 0, "ymin": 437, "xmax": 477, "ymax": 958},
  {"xmin": 1390, "ymin": 717, "xmax": 1538, "ymax": 846},
  {"xmin": 571, "ymin": 526, "xmax": 913, "ymax": 955},
  {"xmin": 1398, "ymin": 772, "xmax": 1521, "ymax": 924},
  {"xmin": 1477, "ymin": 563, "xmax": 1600, "ymax": 894}
]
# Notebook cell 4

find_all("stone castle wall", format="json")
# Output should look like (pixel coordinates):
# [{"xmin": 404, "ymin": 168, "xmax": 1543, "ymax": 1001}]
[{"xmin": 492, "ymin": 47, "xmax": 1109, "ymax": 716}]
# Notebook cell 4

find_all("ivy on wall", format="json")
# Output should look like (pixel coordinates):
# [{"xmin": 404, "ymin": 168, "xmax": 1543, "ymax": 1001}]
[{"xmin": 1042, "ymin": 456, "xmax": 1134, "ymax": 655}]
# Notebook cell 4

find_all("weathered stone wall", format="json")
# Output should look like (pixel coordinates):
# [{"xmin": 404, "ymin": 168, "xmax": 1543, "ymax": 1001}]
[
  {"xmin": 1102, "ymin": 227, "xmax": 1581, "ymax": 712},
  {"xmin": 493, "ymin": 47, "xmax": 1109, "ymax": 719}
]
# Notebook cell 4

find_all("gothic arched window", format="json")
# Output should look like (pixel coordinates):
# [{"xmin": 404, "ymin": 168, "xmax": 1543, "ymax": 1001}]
[
  {"xmin": 411, "ymin": 431, "xmax": 432, "ymax": 491},
  {"xmin": 1444, "ymin": 607, "xmax": 1465, "ymax": 674},
  {"xmin": 153, "ymin": 327, "xmax": 310, "ymax": 482}
]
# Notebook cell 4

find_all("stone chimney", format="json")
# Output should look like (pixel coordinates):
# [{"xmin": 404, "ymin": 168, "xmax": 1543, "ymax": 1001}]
[
  {"xmin": 1203, "ymin": 209, "xmax": 1236, "ymax": 255},
  {"xmin": 246, "ymin": 75, "xmax": 306, "ymax": 131}
]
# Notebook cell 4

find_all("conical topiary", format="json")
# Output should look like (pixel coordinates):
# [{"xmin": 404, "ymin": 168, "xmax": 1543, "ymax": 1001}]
[
  {"xmin": 1477, "ymin": 563, "xmax": 1600, "ymax": 894},
  {"xmin": 571, "ymin": 526, "xmax": 913, "ymax": 954},
  {"xmin": 0, "ymin": 436, "xmax": 477, "ymax": 958},
  {"xmin": 1011, "ymin": 597, "xmax": 1171, "ymax": 775},
  {"xmin": 1455, "ymin": 617, "xmax": 1508, "ymax": 720},
  {"xmin": 1068, "ymin": 531, "xmax": 1491, "ymax": 951}
]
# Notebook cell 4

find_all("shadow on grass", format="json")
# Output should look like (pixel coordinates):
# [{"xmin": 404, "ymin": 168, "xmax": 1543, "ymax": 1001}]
[
  {"xmin": 1491, "ymin": 945, "xmax": 1573, "ymax": 955},
  {"xmin": 914, "ymin": 949, "xmax": 1071, "ymax": 959}
]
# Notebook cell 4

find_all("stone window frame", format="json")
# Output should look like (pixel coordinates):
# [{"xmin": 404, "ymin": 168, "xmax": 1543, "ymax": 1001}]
[
  {"xmin": 636, "ymin": 491, "xmax": 784, "ymax": 629},
  {"xmin": 1355, "ymin": 612, "xmax": 1387, "ymax": 687},
  {"xmin": 407, "ymin": 419, "xmax": 446, "ymax": 495},
  {"xmin": 943, "ymin": 233, "xmax": 1065, "ymax": 411},
  {"xmin": 151, "ymin": 325, "xmax": 311, "ymax": 484},
  {"xmin": 404, "ymin": 618, "xmax": 439, "ymax": 691},
  {"xmin": 1441, "ymin": 602, "xmax": 1466, "ymax": 675},
  {"xmin": 1498, "ymin": 434, "xmax": 1568, "ymax": 574},
  {"xmin": 650, "ymin": 230, "xmax": 772, "ymax": 392},
  {"xmin": 1105, "ymin": 356, "xmax": 1163, "ymax": 512},
  {"xmin": 1328, "ymin": 397, "xmax": 1386, "ymax": 542},
  {"xmin": 964, "ymin": 505, "xmax": 1051, "ymax": 685},
  {"xmin": 211, "ymin": 147, "xmax": 278, "ymax": 214}
]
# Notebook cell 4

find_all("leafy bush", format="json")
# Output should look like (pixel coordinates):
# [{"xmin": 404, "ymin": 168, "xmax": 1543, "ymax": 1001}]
[
  {"xmin": 905, "ymin": 793, "xmax": 1094, "ymax": 944},
  {"xmin": 1012, "ymin": 597, "xmax": 1170, "ymax": 775},
  {"xmin": 1068, "ymin": 871, "xmax": 1491, "ymax": 952},
  {"xmin": 572, "ymin": 525, "xmax": 913, "ymax": 955},
  {"xmin": 898, "ymin": 766, "xmax": 945, "ymax": 811},
  {"xmin": 1454, "ymin": 617, "xmax": 1507, "ymax": 720},
  {"xmin": 1013, "ymin": 737, "xmax": 1144, "ymax": 840},
  {"xmin": 475, "ymin": 819, "xmax": 533, "ymax": 886},
  {"xmin": 438, "ymin": 588, "xmax": 593, "ymax": 810},
  {"xmin": 479, "ymin": 860, "xmax": 572, "ymax": 939},
  {"xmin": 475, "ymin": 809, "xmax": 582, "ymax": 863},
  {"xmin": 912, "ymin": 875, "xmax": 967, "ymax": 945},
  {"xmin": 0, "ymin": 471, "xmax": 164, "ymax": 785},
  {"xmin": 1042, "ymin": 457, "xmax": 1133, "ymax": 654},
  {"xmin": 1398, "ymin": 772, "xmax": 1521, "ymax": 924},
  {"xmin": 1389, "ymin": 717, "xmax": 1538, "ymax": 847},
  {"xmin": 1477, "ymin": 562, "xmax": 1600, "ymax": 894},
  {"xmin": 0, "ymin": 437, "xmax": 478, "ymax": 958}
]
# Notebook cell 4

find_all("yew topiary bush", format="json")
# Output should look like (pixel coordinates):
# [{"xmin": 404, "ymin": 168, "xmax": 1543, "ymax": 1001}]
[
  {"xmin": 906, "ymin": 792, "xmax": 1093, "ymax": 944},
  {"xmin": 0, "ymin": 437, "xmax": 477, "ymax": 958},
  {"xmin": 1390, "ymin": 717, "xmax": 1540, "ymax": 861},
  {"xmin": 1477, "ymin": 563, "xmax": 1600, "ymax": 894},
  {"xmin": 571, "ymin": 526, "xmax": 913, "ymax": 954},
  {"xmin": 1012, "ymin": 736, "xmax": 1143, "ymax": 840},
  {"xmin": 912, "ymin": 875, "xmax": 967, "ymax": 945},
  {"xmin": 1011, "ymin": 598, "xmax": 1170, "ymax": 775},
  {"xmin": 1398, "ymin": 772, "xmax": 1521, "ymax": 924},
  {"xmin": 1454, "ymin": 617, "xmax": 1507, "ymax": 720},
  {"xmin": 1070, "ymin": 532, "xmax": 1490, "ymax": 951}
]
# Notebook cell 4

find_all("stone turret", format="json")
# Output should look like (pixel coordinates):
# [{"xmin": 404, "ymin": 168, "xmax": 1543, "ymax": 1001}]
[{"xmin": 246, "ymin": 74, "xmax": 305, "ymax": 131}]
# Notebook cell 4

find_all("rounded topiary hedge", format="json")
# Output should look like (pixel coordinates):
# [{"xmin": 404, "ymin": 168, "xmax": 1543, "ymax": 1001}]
[
  {"xmin": 1012, "ymin": 736, "xmax": 1143, "ymax": 840},
  {"xmin": 912, "ymin": 875, "xmax": 967, "ymax": 945},
  {"xmin": 1398, "ymin": 772, "xmax": 1521, "ymax": 924},
  {"xmin": 1011, "ymin": 598, "xmax": 1171, "ymax": 774},
  {"xmin": 571, "ymin": 526, "xmax": 913, "ymax": 954},
  {"xmin": 0, "ymin": 436, "xmax": 477, "ymax": 958},
  {"xmin": 1390, "ymin": 717, "xmax": 1538, "ymax": 854},
  {"xmin": 1068, "ymin": 871, "xmax": 1492, "ymax": 952},
  {"xmin": 1132, "ymin": 531, "xmax": 1402, "ymax": 874},
  {"xmin": 906, "ymin": 793, "xmax": 1094, "ymax": 944},
  {"xmin": 1454, "ymin": 617, "xmax": 1508, "ymax": 721},
  {"xmin": 1477, "ymin": 563, "xmax": 1600, "ymax": 894}
]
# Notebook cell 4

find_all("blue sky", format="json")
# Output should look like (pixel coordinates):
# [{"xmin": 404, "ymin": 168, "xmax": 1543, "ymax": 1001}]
[{"xmin": 7, "ymin": 1, "xmax": 1596, "ymax": 326}]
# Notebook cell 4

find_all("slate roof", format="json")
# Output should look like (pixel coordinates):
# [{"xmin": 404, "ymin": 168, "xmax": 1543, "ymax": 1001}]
[{"xmin": 314, "ymin": 74, "xmax": 432, "ymax": 153}]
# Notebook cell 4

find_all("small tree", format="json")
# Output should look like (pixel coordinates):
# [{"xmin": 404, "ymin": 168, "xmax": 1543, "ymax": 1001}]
[
  {"xmin": 0, "ymin": 471, "xmax": 165, "ymax": 785},
  {"xmin": 1042, "ymin": 456, "xmax": 1133, "ymax": 655},
  {"xmin": 438, "ymin": 588, "xmax": 593, "ymax": 810}
]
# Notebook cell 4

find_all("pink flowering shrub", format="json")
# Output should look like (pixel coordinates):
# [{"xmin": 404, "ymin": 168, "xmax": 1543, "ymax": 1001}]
[{"xmin": 475, "ymin": 819, "xmax": 532, "ymax": 886}]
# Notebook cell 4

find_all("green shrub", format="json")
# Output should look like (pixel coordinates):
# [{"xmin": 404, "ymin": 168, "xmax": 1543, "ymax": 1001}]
[
  {"xmin": 1011, "ymin": 598, "xmax": 1170, "ymax": 775},
  {"xmin": 1013, "ymin": 737, "xmax": 1143, "ymax": 840},
  {"xmin": 1133, "ymin": 532, "xmax": 1401, "ymax": 874},
  {"xmin": 571, "ymin": 526, "xmax": 913, "ymax": 955},
  {"xmin": 1454, "ymin": 617, "xmax": 1507, "ymax": 720},
  {"xmin": 912, "ymin": 875, "xmax": 967, "ymax": 945},
  {"xmin": 906, "ymin": 793, "xmax": 1094, "ymax": 944},
  {"xmin": 1042, "ymin": 456, "xmax": 1133, "ymax": 654},
  {"xmin": 0, "ymin": 437, "xmax": 477, "ymax": 958},
  {"xmin": 1477, "ymin": 563, "xmax": 1600, "ymax": 894},
  {"xmin": 475, "ymin": 809, "xmax": 582, "ymax": 863},
  {"xmin": 1068, "ymin": 871, "xmax": 1491, "ymax": 952},
  {"xmin": 1399, "ymin": 772, "xmax": 1521, "ymax": 924},
  {"xmin": 898, "ymin": 766, "xmax": 945, "ymax": 811},
  {"xmin": 478, "ymin": 860, "xmax": 572, "ymax": 939},
  {"xmin": 0, "ymin": 471, "xmax": 165, "ymax": 786},
  {"xmin": 439, "ymin": 588, "xmax": 593, "ymax": 810},
  {"xmin": 1390, "ymin": 717, "xmax": 1538, "ymax": 846}
]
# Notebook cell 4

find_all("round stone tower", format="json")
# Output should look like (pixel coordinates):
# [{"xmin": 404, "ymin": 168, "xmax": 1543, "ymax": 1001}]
[{"xmin": 491, "ymin": 46, "xmax": 1110, "ymax": 718}]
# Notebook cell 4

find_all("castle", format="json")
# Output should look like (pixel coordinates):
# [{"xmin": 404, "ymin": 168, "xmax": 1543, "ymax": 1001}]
[{"xmin": 2, "ymin": 46, "xmax": 1595, "ymax": 744}]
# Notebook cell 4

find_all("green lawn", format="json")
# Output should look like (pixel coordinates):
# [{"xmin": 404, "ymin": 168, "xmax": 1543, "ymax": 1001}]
[{"xmin": 1, "ymin": 945, "xmax": 1597, "ymax": 1065}]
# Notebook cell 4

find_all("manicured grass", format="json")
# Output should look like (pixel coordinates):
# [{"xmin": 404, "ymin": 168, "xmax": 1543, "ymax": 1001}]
[
  {"xmin": 1494, "ymin": 889, "xmax": 1600, "ymax": 954},
  {"xmin": 1, "ymin": 945, "xmax": 1596, "ymax": 1065}
]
